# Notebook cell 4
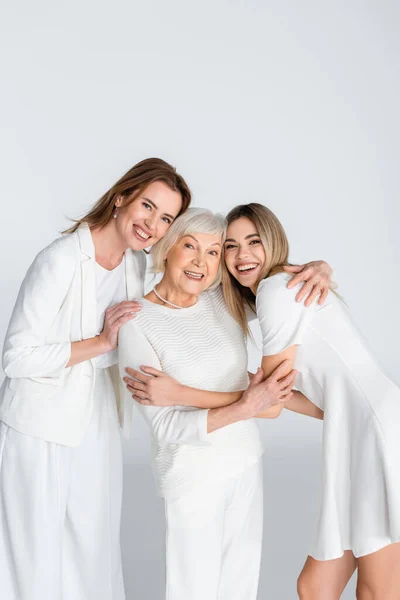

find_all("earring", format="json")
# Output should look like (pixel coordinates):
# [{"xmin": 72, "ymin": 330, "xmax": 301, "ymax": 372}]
[{"xmin": 113, "ymin": 207, "xmax": 118, "ymax": 219}]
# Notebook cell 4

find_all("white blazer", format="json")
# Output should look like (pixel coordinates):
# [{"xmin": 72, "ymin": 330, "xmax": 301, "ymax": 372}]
[{"xmin": 0, "ymin": 223, "xmax": 146, "ymax": 446}]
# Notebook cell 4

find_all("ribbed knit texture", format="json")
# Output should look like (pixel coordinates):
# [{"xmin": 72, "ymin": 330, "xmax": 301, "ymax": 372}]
[{"xmin": 125, "ymin": 286, "xmax": 264, "ymax": 498}]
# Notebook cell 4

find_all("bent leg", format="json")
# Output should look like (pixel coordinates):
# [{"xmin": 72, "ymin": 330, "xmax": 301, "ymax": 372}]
[
  {"xmin": 217, "ymin": 460, "xmax": 264, "ymax": 600},
  {"xmin": 0, "ymin": 422, "xmax": 71, "ymax": 600},
  {"xmin": 297, "ymin": 551, "xmax": 356, "ymax": 600},
  {"xmin": 356, "ymin": 543, "xmax": 400, "ymax": 599}
]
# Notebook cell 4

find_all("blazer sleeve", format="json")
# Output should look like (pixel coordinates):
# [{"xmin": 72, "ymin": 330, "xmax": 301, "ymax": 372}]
[
  {"xmin": 256, "ymin": 273, "xmax": 319, "ymax": 356},
  {"xmin": 2, "ymin": 241, "xmax": 76, "ymax": 379},
  {"xmin": 118, "ymin": 321, "xmax": 210, "ymax": 446}
]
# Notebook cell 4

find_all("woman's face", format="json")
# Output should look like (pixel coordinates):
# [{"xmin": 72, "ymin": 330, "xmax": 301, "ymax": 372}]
[
  {"xmin": 116, "ymin": 181, "xmax": 183, "ymax": 251},
  {"xmin": 224, "ymin": 216, "xmax": 266, "ymax": 289},
  {"xmin": 164, "ymin": 232, "xmax": 222, "ymax": 296}
]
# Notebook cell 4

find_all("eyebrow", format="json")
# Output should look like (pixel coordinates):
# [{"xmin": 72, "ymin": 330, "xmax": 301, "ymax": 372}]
[
  {"xmin": 142, "ymin": 197, "xmax": 177, "ymax": 221},
  {"xmin": 185, "ymin": 234, "xmax": 221, "ymax": 247},
  {"xmin": 224, "ymin": 233, "xmax": 261, "ymax": 243}
]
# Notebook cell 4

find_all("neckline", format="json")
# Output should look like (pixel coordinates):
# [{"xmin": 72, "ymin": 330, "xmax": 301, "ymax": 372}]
[
  {"xmin": 95, "ymin": 256, "xmax": 125, "ymax": 274},
  {"xmin": 140, "ymin": 294, "xmax": 203, "ymax": 314}
]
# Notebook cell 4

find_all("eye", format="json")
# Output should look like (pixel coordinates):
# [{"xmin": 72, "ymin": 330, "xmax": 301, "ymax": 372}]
[
  {"xmin": 184, "ymin": 243, "xmax": 194, "ymax": 249},
  {"xmin": 249, "ymin": 239, "xmax": 261, "ymax": 245},
  {"xmin": 209, "ymin": 250, "xmax": 219, "ymax": 256},
  {"xmin": 224, "ymin": 244, "xmax": 237, "ymax": 250},
  {"xmin": 162, "ymin": 216, "xmax": 172, "ymax": 224},
  {"xmin": 143, "ymin": 202, "xmax": 152, "ymax": 211}
]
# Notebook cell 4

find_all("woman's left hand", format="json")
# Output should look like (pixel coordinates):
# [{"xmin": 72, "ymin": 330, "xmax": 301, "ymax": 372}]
[
  {"xmin": 283, "ymin": 260, "xmax": 333, "ymax": 307},
  {"xmin": 123, "ymin": 366, "xmax": 181, "ymax": 406}
]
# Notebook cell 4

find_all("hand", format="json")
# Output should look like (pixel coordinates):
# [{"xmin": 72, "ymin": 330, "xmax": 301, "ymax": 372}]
[
  {"xmin": 238, "ymin": 361, "xmax": 297, "ymax": 419},
  {"xmin": 284, "ymin": 260, "xmax": 333, "ymax": 306},
  {"xmin": 98, "ymin": 301, "xmax": 142, "ymax": 352},
  {"xmin": 123, "ymin": 366, "xmax": 181, "ymax": 406}
]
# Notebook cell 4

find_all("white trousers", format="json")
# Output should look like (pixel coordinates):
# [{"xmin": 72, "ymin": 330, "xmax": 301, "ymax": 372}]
[
  {"xmin": 165, "ymin": 459, "xmax": 264, "ymax": 600},
  {"xmin": 0, "ymin": 369, "xmax": 125, "ymax": 600}
]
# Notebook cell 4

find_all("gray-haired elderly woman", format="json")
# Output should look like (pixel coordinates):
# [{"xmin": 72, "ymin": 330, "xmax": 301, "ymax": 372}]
[{"xmin": 118, "ymin": 208, "xmax": 296, "ymax": 600}]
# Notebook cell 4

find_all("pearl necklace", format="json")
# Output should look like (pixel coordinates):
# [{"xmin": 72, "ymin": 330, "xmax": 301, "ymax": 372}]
[{"xmin": 153, "ymin": 286, "xmax": 197, "ymax": 310}]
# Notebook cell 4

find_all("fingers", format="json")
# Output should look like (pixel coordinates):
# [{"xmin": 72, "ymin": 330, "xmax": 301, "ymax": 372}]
[
  {"xmin": 304, "ymin": 284, "xmax": 321, "ymax": 308},
  {"xmin": 140, "ymin": 365, "xmax": 163, "ymax": 377},
  {"xmin": 295, "ymin": 279, "xmax": 315, "ymax": 303},
  {"xmin": 249, "ymin": 367, "xmax": 264, "ymax": 387},
  {"xmin": 131, "ymin": 389, "xmax": 149, "ymax": 400},
  {"xmin": 268, "ymin": 359, "xmax": 291, "ymax": 382},
  {"xmin": 105, "ymin": 302, "xmax": 142, "ymax": 325},
  {"xmin": 284, "ymin": 264, "xmax": 304, "ymax": 275},
  {"xmin": 125, "ymin": 367, "xmax": 151, "ymax": 383},
  {"xmin": 318, "ymin": 287, "xmax": 329, "ymax": 305},
  {"xmin": 123, "ymin": 377, "xmax": 147, "ymax": 393},
  {"xmin": 279, "ymin": 369, "xmax": 297, "ymax": 389}
]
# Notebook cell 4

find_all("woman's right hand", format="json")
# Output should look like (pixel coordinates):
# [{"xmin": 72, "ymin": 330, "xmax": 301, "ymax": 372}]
[
  {"xmin": 98, "ymin": 301, "xmax": 142, "ymax": 353},
  {"xmin": 238, "ymin": 361, "xmax": 297, "ymax": 419}
]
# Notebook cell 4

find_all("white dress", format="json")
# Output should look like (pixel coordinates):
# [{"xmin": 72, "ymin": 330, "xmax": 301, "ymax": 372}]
[{"xmin": 257, "ymin": 272, "xmax": 400, "ymax": 561}]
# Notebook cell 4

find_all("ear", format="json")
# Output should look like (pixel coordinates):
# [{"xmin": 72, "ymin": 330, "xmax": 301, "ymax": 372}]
[{"xmin": 115, "ymin": 195, "xmax": 123, "ymax": 208}]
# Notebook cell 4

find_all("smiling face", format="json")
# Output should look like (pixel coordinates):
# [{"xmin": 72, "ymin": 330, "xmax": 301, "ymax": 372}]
[
  {"xmin": 162, "ymin": 232, "xmax": 222, "ymax": 298},
  {"xmin": 224, "ymin": 216, "xmax": 266, "ymax": 291},
  {"xmin": 115, "ymin": 181, "xmax": 183, "ymax": 251}
]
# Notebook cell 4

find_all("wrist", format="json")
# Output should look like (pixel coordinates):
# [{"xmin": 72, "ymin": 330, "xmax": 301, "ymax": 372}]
[{"xmin": 96, "ymin": 333, "xmax": 112, "ymax": 355}]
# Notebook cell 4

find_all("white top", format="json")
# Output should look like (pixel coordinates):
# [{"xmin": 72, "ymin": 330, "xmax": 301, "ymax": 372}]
[
  {"xmin": 93, "ymin": 259, "xmax": 126, "ymax": 369},
  {"xmin": 118, "ymin": 286, "xmax": 264, "ymax": 499},
  {"xmin": 257, "ymin": 273, "xmax": 400, "ymax": 560}
]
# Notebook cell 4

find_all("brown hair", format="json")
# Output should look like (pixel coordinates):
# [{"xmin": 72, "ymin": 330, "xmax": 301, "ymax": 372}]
[
  {"xmin": 222, "ymin": 203, "xmax": 290, "ymax": 334},
  {"xmin": 63, "ymin": 157, "xmax": 191, "ymax": 234}
]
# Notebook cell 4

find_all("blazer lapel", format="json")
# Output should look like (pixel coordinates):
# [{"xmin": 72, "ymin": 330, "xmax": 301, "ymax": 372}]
[
  {"xmin": 124, "ymin": 248, "xmax": 145, "ymax": 300},
  {"xmin": 77, "ymin": 223, "xmax": 98, "ymax": 339}
]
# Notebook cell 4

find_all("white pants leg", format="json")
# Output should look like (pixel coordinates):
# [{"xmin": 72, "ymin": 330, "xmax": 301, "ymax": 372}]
[
  {"xmin": 0, "ymin": 369, "xmax": 125, "ymax": 600},
  {"xmin": 164, "ymin": 459, "xmax": 264, "ymax": 600}
]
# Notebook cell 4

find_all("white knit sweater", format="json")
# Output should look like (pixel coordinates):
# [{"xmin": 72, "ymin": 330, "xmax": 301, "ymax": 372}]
[{"xmin": 118, "ymin": 286, "xmax": 264, "ymax": 499}]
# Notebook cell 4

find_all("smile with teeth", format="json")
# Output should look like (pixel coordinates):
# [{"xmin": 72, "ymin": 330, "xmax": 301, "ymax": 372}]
[
  {"xmin": 236, "ymin": 263, "xmax": 259, "ymax": 272},
  {"xmin": 133, "ymin": 225, "xmax": 151, "ymax": 240},
  {"xmin": 184, "ymin": 270, "xmax": 204, "ymax": 280}
]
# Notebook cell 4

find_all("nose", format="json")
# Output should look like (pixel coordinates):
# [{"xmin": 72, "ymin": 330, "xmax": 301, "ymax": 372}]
[
  {"xmin": 193, "ymin": 252, "xmax": 205, "ymax": 268},
  {"xmin": 237, "ymin": 245, "xmax": 250, "ymax": 260},
  {"xmin": 144, "ymin": 213, "xmax": 156, "ymax": 231}
]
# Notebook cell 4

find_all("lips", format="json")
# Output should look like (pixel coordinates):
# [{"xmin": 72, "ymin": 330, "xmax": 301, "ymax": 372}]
[
  {"xmin": 184, "ymin": 270, "xmax": 204, "ymax": 280},
  {"xmin": 133, "ymin": 224, "xmax": 151, "ymax": 242},
  {"xmin": 236, "ymin": 263, "xmax": 259, "ymax": 273}
]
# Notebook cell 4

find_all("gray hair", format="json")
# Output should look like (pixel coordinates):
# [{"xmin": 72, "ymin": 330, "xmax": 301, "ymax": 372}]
[{"xmin": 151, "ymin": 207, "xmax": 226, "ymax": 286}]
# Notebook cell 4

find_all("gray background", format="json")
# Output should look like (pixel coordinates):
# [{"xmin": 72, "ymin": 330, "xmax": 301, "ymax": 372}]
[{"xmin": 1, "ymin": 1, "xmax": 399, "ymax": 598}]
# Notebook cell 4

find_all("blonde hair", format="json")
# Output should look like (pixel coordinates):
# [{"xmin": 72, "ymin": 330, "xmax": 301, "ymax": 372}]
[
  {"xmin": 222, "ymin": 203, "xmax": 290, "ymax": 334},
  {"xmin": 151, "ymin": 207, "xmax": 226, "ymax": 287},
  {"xmin": 63, "ymin": 158, "xmax": 191, "ymax": 234}
]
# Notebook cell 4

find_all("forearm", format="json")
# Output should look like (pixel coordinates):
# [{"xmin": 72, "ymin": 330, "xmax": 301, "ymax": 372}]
[
  {"xmin": 285, "ymin": 391, "xmax": 323, "ymax": 419},
  {"xmin": 207, "ymin": 400, "xmax": 247, "ymax": 433},
  {"xmin": 256, "ymin": 404, "xmax": 285, "ymax": 419},
  {"xmin": 176, "ymin": 385, "xmax": 243, "ymax": 409},
  {"xmin": 66, "ymin": 336, "xmax": 109, "ymax": 368}
]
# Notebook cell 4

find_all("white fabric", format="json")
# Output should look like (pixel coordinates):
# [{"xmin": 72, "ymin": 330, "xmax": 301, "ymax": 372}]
[
  {"xmin": 0, "ymin": 368, "xmax": 125, "ymax": 600},
  {"xmin": 118, "ymin": 286, "xmax": 264, "ymax": 500},
  {"xmin": 93, "ymin": 258, "xmax": 126, "ymax": 369},
  {"xmin": 257, "ymin": 272, "xmax": 400, "ymax": 560},
  {"xmin": 165, "ymin": 459, "xmax": 263, "ymax": 600},
  {"xmin": 0, "ymin": 223, "xmax": 146, "ymax": 446}
]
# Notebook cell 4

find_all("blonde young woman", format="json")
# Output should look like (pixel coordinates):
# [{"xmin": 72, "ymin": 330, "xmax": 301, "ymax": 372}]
[
  {"xmin": 0, "ymin": 158, "xmax": 190, "ymax": 600},
  {"xmin": 221, "ymin": 203, "xmax": 400, "ymax": 600}
]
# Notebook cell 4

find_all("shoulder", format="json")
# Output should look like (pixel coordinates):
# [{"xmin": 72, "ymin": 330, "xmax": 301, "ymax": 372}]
[
  {"xmin": 203, "ymin": 284, "xmax": 225, "ymax": 308},
  {"xmin": 28, "ymin": 233, "xmax": 78, "ymax": 276},
  {"xmin": 256, "ymin": 273, "xmax": 296, "ymax": 312}
]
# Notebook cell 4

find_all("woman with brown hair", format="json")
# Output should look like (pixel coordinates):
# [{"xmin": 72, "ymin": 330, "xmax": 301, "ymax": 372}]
[
  {"xmin": 221, "ymin": 203, "xmax": 400, "ymax": 599},
  {"xmin": 0, "ymin": 158, "xmax": 190, "ymax": 600}
]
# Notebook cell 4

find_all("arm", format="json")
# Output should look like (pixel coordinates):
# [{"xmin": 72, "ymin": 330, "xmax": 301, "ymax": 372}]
[
  {"xmin": 285, "ymin": 390, "xmax": 323, "ymax": 419},
  {"xmin": 256, "ymin": 346, "xmax": 296, "ymax": 419},
  {"xmin": 2, "ymin": 244, "xmax": 75, "ymax": 378},
  {"xmin": 119, "ymin": 322, "xmax": 296, "ymax": 441},
  {"xmin": 283, "ymin": 260, "xmax": 334, "ymax": 306},
  {"xmin": 123, "ymin": 366, "xmax": 242, "ymax": 409}
]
